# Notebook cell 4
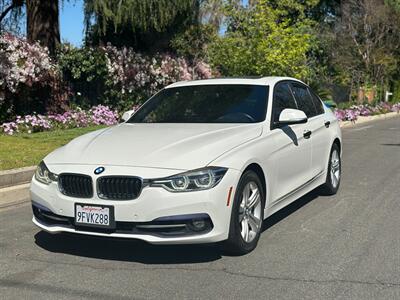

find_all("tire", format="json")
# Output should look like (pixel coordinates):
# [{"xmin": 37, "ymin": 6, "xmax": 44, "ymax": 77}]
[
  {"xmin": 223, "ymin": 170, "xmax": 265, "ymax": 255},
  {"xmin": 320, "ymin": 143, "xmax": 341, "ymax": 195}
]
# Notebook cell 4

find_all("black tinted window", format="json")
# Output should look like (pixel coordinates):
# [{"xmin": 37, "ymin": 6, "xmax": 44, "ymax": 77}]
[
  {"xmin": 291, "ymin": 84, "xmax": 317, "ymax": 118},
  {"xmin": 272, "ymin": 82, "xmax": 298, "ymax": 124},
  {"xmin": 128, "ymin": 85, "xmax": 268, "ymax": 123},
  {"xmin": 309, "ymin": 89, "xmax": 324, "ymax": 115}
]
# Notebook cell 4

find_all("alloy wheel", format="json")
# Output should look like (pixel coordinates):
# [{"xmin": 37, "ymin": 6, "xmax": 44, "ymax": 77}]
[
  {"xmin": 238, "ymin": 181, "xmax": 262, "ymax": 243},
  {"xmin": 330, "ymin": 149, "xmax": 340, "ymax": 188}
]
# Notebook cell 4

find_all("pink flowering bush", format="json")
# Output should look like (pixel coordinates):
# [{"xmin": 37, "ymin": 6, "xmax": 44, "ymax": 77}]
[
  {"xmin": 104, "ymin": 44, "xmax": 212, "ymax": 96},
  {"xmin": 58, "ymin": 44, "xmax": 214, "ymax": 113},
  {"xmin": 0, "ymin": 105, "xmax": 118, "ymax": 135},
  {"xmin": 334, "ymin": 102, "xmax": 400, "ymax": 122},
  {"xmin": 89, "ymin": 105, "xmax": 119, "ymax": 125},
  {"xmin": 102, "ymin": 44, "xmax": 213, "ymax": 110},
  {"xmin": 1, "ymin": 34, "xmax": 214, "ymax": 124},
  {"xmin": 392, "ymin": 102, "xmax": 400, "ymax": 113}
]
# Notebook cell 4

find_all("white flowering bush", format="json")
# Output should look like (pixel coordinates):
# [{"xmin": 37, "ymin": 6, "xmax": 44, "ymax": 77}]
[
  {"xmin": 0, "ymin": 33, "xmax": 61, "ymax": 123},
  {"xmin": 0, "ymin": 33, "xmax": 57, "ymax": 94}
]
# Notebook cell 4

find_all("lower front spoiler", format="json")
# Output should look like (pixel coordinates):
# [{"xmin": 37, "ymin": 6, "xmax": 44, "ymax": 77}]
[{"xmin": 32, "ymin": 216, "xmax": 227, "ymax": 245}]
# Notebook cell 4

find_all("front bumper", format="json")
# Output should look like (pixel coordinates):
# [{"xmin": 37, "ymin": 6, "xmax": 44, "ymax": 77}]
[{"xmin": 31, "ymin": 165, "xmax": 239, "ymax": 244}]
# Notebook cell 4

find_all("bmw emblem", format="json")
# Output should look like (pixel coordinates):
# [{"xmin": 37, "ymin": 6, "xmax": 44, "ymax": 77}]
[{"xmin": 94, "ymin": 166, "xmax": 105, "ymax": 175}]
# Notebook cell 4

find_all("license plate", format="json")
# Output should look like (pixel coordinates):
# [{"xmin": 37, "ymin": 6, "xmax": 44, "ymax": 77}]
[{"xmin": 74, "ymin": 204, "xmax": 115, "ymax": 229}]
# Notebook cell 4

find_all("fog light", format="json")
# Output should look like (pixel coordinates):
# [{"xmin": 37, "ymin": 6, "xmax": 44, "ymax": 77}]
[{"xmin": 188, "ymin": 219, "xmax": 207, "ymax": 231}]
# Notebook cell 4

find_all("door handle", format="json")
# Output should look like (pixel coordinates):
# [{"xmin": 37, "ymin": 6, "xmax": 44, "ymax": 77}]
[
  {"xmin": 324, "ymin": 121, "xmax": 331, "ymax": 128},
  {"xmin": 303, "ymin": 130, "xmax": 312, "ymax": 139}
]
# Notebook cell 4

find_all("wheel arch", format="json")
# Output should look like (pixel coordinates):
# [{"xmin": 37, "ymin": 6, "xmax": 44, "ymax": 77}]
[
  {"xmin": 332, "ymin": 137, "xmax": 342, "ymax": 156},
  {"xmin": 242, "ymin": 163, "xmax": 267, "ymax": 204}
]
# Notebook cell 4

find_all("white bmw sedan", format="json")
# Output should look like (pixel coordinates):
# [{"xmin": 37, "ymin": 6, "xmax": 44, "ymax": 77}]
[{"xmin": 31, "ymin": 77, "xmax": 342, "ymax": 254}]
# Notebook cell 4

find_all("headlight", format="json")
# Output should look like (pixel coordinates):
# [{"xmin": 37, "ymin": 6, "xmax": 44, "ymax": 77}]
[
  {"xmin": 149, "ymin": 167, "xmax": 227, "ymax": 192},
  {"xmin": 35, "ymin": 161, "xmax": 58, "ymax": 185}
]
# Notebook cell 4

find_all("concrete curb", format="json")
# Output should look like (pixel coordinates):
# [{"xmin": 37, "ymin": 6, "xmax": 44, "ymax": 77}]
[
  {"xmin": 0, "ymin": 166, "xmax": 36, "ymax": 189},
  {"xmin": 0, "ymin": 183, "xmax": 30, "ymax": 209},
  {"xmin": 340, "ymin": 111, "xmax": 400, "ymax": 128}
]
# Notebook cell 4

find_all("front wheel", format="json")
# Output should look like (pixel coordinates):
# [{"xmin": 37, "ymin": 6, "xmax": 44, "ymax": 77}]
[
  {"xmin": 320, "ymin": 143, "xmax": 341, "ymax": 195},
  {"xmin": 223, "ymin": 170, "xmax": 265, "ymax": 255}
]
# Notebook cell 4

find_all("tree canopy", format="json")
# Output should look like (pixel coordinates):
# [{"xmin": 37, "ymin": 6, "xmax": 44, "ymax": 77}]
[
  {"xmin": 84, "ymin": 0, "xmax": 199, "ymax": 51},
  {"xmin": 2, "ymin": 0, "xmax": 400, "ymax": 104},
  {"xmin": 209, "ymin": 0, "xmax": 317, "ymax": 79},
  {"xmin": 0, "ymin": 0, "xmax": 24, "ymax": 33}
]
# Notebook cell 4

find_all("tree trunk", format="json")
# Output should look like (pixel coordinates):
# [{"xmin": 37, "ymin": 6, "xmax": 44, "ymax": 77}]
[
  {"xmin": 26, "ymin": 0, "xmax": 60, "ymax": 56},
  {"xmin": 349, "ymin": 77, "xmax": 353, "ymax": 102}
]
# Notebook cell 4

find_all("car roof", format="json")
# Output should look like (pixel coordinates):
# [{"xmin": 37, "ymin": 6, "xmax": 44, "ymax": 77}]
[{"xmin": 165, "ymin": 76, "xmax": 305, "ymax": 89}]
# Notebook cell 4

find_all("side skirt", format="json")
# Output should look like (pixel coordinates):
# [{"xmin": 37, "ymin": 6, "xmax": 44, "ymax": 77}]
[{"xmin": 264, "ymin": 171, "xmax": 326, "ymax": 219}]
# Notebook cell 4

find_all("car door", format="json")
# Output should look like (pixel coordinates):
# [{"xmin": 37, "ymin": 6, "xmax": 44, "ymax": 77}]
[
  {"xmin": 269, "ymin": 81, "xmax": 313, "ymax": 203},
  {"xmin": 308, "ymin": 88, "xmax": 333, "ymax": 175},
  {"xmin": 290, "ymin": 83, "xmax": 329, "ymax": 178}
]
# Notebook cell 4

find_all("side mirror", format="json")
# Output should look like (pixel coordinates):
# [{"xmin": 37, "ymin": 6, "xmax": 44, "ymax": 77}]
[
  {"xmin": 122, "ymin": 110, "xmax": 135, "ymax": 122},
  {"xmin": 276, "ymin": 108, "xmax": 307, "ymax": 126}
]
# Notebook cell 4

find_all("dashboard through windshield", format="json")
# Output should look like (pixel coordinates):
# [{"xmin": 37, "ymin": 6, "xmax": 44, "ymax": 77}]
[{"xmin": 128, "ymin": 84, "xmax": 269, "ymax": 123}]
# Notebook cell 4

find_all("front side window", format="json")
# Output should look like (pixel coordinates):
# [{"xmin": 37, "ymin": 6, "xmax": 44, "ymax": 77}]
[
  {"xmin": 291, "ymin": 83, "xmax": 317, "ymax": 118},
  {"xmin": 128, "ymin": 84, "xmax": 269, "ymax": 123},
  {"xmin": 272, "ymin": 82, "xmax": 298, "ymax": 124}
]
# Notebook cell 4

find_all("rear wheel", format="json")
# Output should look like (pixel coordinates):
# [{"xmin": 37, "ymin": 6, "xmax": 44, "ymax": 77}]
[
  {"xmin": 223, "ymin": 170, "xmax": 265, "ymax": 255},
  {"xmin": 320, "ymin": 143, "xmax": 341, "ymax": 195}
]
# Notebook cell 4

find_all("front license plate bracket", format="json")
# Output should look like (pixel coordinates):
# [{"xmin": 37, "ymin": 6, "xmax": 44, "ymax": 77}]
[{"xmin": 74, "ymin": 203, "xmax": 116, "ymax": 230}]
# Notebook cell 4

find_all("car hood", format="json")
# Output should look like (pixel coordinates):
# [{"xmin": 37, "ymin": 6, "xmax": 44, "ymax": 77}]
[{"xmin": 45, "ymin": 123, "xmax": 263, "ymax": 170}]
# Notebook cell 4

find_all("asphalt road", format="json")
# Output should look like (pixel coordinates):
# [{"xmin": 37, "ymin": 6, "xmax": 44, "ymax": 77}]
[{"xmin": 1, "ymin": 117, "xmax": 400, "ymax": 300}]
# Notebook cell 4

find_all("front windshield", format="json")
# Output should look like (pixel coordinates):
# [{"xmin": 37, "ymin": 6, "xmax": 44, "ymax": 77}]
[{"xmin": 128, "ymin": 84, "xmax": 269, "ymax": 123}]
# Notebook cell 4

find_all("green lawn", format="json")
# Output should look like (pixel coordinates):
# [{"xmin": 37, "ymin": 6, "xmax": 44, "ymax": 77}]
[{"xmin": 0, "ymin": 126, "xmax": 106, "ymax": 171}]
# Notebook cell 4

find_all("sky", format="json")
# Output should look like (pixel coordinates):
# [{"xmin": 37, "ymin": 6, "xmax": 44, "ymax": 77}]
[{"xmin": 60, "ymin": 0, "xmax": 84, "ymax": 46}]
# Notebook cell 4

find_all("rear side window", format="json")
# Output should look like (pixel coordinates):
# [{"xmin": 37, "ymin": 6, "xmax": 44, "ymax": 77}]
[
  {"xmin": 291, "ymin": 84, "xmax": 317, "ymax": 118},
  {"xmin": 309, "ymin": 89, "xmax": 325, "ymax": 115},
  {"xmin": 272, "ymin": 82, "xmax": 298, "ymax": 124}
]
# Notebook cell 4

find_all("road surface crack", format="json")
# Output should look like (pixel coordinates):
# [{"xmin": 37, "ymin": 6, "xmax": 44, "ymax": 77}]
[{"xmin": 16, "ymin": 256, "xmax": 400, "ymax": 288}]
